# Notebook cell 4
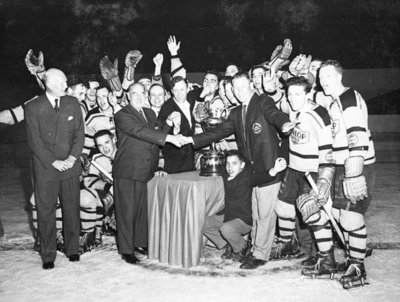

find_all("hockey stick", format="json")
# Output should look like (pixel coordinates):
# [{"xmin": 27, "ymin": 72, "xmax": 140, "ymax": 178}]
[
  {"xmin": 91, "ymin": 160, "xmax": 113, "ymax": 182},
  {"xmin": 305, "ymin": 172, "xmax": 345, "ymax": 246}
]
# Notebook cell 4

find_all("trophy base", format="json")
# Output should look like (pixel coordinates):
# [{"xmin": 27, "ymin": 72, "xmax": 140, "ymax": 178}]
[{"xmin": 199, "ymin": 150, "xmax": 225, "ymax": 177}]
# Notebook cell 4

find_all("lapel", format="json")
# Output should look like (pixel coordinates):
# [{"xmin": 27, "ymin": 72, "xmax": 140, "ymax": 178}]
[
  {"xmin": 128, "ymin": 104, "xmax": 148, "ymax": 125},
  {"xmin": 171, "ymin": 98, "xmax": 191, "ymax": 129}
]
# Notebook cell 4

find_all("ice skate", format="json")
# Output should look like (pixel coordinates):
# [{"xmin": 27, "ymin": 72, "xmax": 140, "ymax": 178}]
[
  {"xmin": 270, "ymin": 234, "xmax": 303, "ymax": 260},
  {"xmin": 339, "ymin": 261, "xmax": 368, "ymax": 289},
  {"xmin": 302, "ymin": 249, "xmax": 337, "ymax": 280}
]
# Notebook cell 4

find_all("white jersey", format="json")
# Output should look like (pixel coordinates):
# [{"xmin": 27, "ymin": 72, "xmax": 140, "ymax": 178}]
[
  {"xmin": 315, "ymin": 89, "xmax": 375, "ymax": 165},
  {"xmin": 84, "ymin": 108, "xmax": 115, "ymax": 155},
  {"xmin": 83, "ymin": 153, "xmax": 113, "ymax": 190},
  {"xmin": 288, "ymin": 101, "xmax": 334, "ymax": 173}
]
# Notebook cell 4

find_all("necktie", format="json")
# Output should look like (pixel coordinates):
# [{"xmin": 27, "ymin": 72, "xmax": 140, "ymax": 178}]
[
  {"xmin": 242, "ymin": 104, "xmax": 247, "ymax": 140},
  {"xmin": 54, "ymin": 98, "xmax": 59, "ymax": 113},
  {"xmin": 139, "ymin": 109, "xmax": 147, "ymax": 123}
]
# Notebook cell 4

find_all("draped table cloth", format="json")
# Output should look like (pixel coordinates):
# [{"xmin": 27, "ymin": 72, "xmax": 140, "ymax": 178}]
[{"xmin": 148, "ymin": 171, "xmax": 225, "ymax": 268}]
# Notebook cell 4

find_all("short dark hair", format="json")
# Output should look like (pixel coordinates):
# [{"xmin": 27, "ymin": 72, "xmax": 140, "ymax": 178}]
[
  {"xmin": 170, "ymin": 76, "xmax": 188, "ymax": 89},
  {"xmin": 226, "ymin": 63, "xmax": 241, "ymax": 72},
  {"xmin": 250, "ymin": 64, "xmax": 269, "ymax": 77},
  {"xmin": 320, "ymin": 60, "xmax": 343, "ymax": 75},
  {"xmin": 94, "ymin": 129, "xmax": 113, "ymax": 142},
  {"xmin": 205, "ymin": 69, "xmax": 221, "ymax": 81},
  {"xmin": 225, "ymin": 149, "xmax": 246, "ymax": 162},
  {"xmin": 285, "ymin": 76, "xmax": 312, "ymax": 94}
]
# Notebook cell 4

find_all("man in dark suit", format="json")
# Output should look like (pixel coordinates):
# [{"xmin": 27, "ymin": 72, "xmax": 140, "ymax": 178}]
[
  {"xmin": 25, "ymin": 68, "xmax": 85, "ymax": 269},
  {"xmin": 182, "ymin": 72, "xmax": 297, "ymax": 269},
  {"xmin": 158, "ymin": 76, "xmax": 197, "ymax": 173},
  {"xmin": 113, "ymin": 83, "xmax": 181, "ymax": 264}
]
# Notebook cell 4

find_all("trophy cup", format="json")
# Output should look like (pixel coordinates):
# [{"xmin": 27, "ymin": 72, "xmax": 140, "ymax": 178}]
[{"xmin": 198, "ymin": 98, "xmax": 227, "ymax": 176}]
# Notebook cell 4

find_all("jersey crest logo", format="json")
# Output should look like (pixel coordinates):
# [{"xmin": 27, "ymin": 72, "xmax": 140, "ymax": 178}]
[
  {"xmin": 252, "ymin": 122, "xmax": 262, "ymax": 134},
  {"xmin": 347, "ymin": 133, "xmax": 359, "ymax": 148},
  {"xmin": 290, "ymin": 127, "xmax": 309, "ymax": 144},
  {"xmin": 331, "ymin": 119, "xmax": 340, "ymax": 137},
  {"xmin": 325, "ymin": 150, "xmax": 335, "ymax": 163}
]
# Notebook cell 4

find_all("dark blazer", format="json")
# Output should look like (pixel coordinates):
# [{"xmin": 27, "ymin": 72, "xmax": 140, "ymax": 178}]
[
  {"xmin": 193, "ymin": 93, "xmax": 290, "ymax": 187},
  {"xmin": 158, "ymin": 96, "xmax": 197, "ymax": 173},
  {"xmin": 25, "ymin": 94, "xmax": 85, "ymax": 180},
  {"xmin": 113, "ymin": 104, "xmax": 169, "ymax": 182}
]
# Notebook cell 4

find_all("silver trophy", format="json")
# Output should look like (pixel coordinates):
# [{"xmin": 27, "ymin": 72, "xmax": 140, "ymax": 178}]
[{"xmin": 198, "ymin": 98, "xmax": 227, "ymax": 176}]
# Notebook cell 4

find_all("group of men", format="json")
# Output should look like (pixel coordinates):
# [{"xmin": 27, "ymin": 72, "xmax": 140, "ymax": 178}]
[{"xmin": 0, "ymin": 36, "xmax": 375, "ymax": 290}]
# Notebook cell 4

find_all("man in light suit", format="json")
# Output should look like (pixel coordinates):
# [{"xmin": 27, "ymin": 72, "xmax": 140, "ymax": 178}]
[
  {"xmin": 113, "ymin": 83, "xmax": 181, "ymax": 264},
  {"xmin": 25, "ymin": 68, "xmax": 85, "ymax": 269}
]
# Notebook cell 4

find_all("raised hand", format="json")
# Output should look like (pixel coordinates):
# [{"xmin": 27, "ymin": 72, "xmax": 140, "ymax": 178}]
[
  {"xmin": 100, "ymin": 56, "xmax": 121, "ymax": 92},
  {"xmin": 100, "ymin": 56, "xmax": 119, "ymax": 80},
  {"xmin": 125, "ymin": 50, "xmax": 143, "ymax": 68},
  {"xmin": 262, "ymin": 69, "xmax": 277, "ymax": 93},
  {"xmin": 25, "ymin": 49, "xmax": 45, "ymax": 75},
  {"xmin": 153, "ymin": 53, "xmax": 164, "ymax": 67},
  {"xmin": 268, "ymin": 39, "xmax": 292, "ymax": 72},
  {"xmin": 289, "ymin": 54, "xmax": 312, "ymax": 77},
  {"xmin": 167, "ymin": 35, "xmax": 181, "ymax": 56}
]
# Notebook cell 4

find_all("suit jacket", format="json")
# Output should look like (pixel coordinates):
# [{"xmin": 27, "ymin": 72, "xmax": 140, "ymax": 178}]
[
  {"xmin": 113, "ymin": 104, "xmax": 169, "ymax": 182},
  {"xmin": 25, "ymin": 94, "xmax": 85, "ymax": 181},
  {"xmin": 193, "ymin": 93, "xmax": 290, "ymax": 187},
  {"xmin": 158, "ymin": 97, "xmax": 196, "ymax": 173}
]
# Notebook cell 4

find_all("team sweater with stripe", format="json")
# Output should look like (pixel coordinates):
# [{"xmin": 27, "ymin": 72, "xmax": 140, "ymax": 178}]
[
  {"xmin": 288, "ymin": 101, "xmax": 334, "ymax": 173},
  {"xmin": 315, "ymin": 89, "xmax": 375, "ymax": 165}
]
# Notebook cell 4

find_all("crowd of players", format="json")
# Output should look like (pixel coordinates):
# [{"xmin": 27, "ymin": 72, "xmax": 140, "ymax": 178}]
[{"xmin": 0, "ymin": 37, "xmax": 375, "ymax": 290}]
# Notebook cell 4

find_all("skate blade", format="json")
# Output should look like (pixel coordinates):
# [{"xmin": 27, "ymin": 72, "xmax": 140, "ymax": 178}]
[
  {"xmin": 302, "ymin": 271, "xmax": 337, "ymax": 280},
  {"xmin": 342, "ymin": 278, "xmax": 369, "ymax": 290}
]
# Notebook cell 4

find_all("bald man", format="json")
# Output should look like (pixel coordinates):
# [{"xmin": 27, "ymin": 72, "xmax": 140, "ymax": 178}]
[{"xmin": 25, "ymin": 68, "xmax": 85, "ymax": 269}]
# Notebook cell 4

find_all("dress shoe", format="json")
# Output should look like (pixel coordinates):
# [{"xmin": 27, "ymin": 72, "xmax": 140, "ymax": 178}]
[
  {"xmin": 68, "ymin": 254, "xmax": 80, "ymax": 262},
  {"xmin": 42, "ymin": 261, "xmax": 55, "ymax": 270},
  {"xmin": 122, "ymin": 254, "xmax": 140, "ymax": 264},
  {"xmin": 240, "ymin": 254, "xmax": 266, "ymax": 269},
  {"xmin": 134, "ymin": 247, "xmax": 148, "ymax": 256}
]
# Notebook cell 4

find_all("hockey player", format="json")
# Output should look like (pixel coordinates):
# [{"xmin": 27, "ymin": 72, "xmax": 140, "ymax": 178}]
[
  {"xmin": 79, "ymin": 129, "xmax": 117, "ymax": 251},
  {"xmin": 83, "ymin": 84, "xmax": 116, "ymax": 156},
  {"xmin": 312, "ymin": 60, "xmax": 375, "ymax": 289},
  {"xmin": 272, "ymin": 77, "xmax": 335, "ymax": 270}
]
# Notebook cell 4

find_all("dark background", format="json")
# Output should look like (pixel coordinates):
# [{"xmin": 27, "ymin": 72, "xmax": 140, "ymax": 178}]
[{"xmin": 0, "ymin": 0, "xmax": 399, "ymax": 142}]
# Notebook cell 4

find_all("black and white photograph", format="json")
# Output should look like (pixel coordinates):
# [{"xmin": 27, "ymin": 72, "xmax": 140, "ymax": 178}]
[{"xmin": 0, "ymin": 0, "xmax": 399, "ymax": 301}]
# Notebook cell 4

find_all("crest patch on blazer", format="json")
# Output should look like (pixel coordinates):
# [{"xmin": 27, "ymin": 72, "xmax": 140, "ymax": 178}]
[{"xmin": 252, "ymin": 122, "xmax": 262, "ymax": 134}]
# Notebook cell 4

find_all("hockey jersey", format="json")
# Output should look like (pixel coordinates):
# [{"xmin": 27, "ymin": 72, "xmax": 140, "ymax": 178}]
[
  {"xmin": 315, "ymin": 89, "xmax": 375, "ymax": 165},
  {"xmin": 288, "ymin": 101, "xmax": 334, "ymax": 173},
  {"xmin": 84, "ymin": 108, "xmax": 116, "ymax": 155}
]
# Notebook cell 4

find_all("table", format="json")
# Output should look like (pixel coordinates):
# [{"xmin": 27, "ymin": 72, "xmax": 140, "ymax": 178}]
[{"xmin": 148, "ymin": 171, "xmax": 224, "ymax": 268}]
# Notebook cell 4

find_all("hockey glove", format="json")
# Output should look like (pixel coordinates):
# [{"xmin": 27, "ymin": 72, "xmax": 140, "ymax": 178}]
[
  {"xmin": 297, "ymin": 193, "xmax": 321, "ymax": 225},
  {"xmin": 343, "ymin": 156, "xmax": 368, "ymax": 204}
]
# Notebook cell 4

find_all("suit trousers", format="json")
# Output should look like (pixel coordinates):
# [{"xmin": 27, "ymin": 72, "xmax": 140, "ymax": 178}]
[
  {"xmin": 204, "ymin": 215, "xmax": 251, "ymax": 253},
  {"xmin": 34, "ymin": 175, "xmax": 80, "ymax": 262},
  {"xmin": 251, "ymin": 182, "xmax": 281, "ymax": 261},
  {"xmin": 114, "ymin": 178, "xmax": 148, "ymax": 254}
]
